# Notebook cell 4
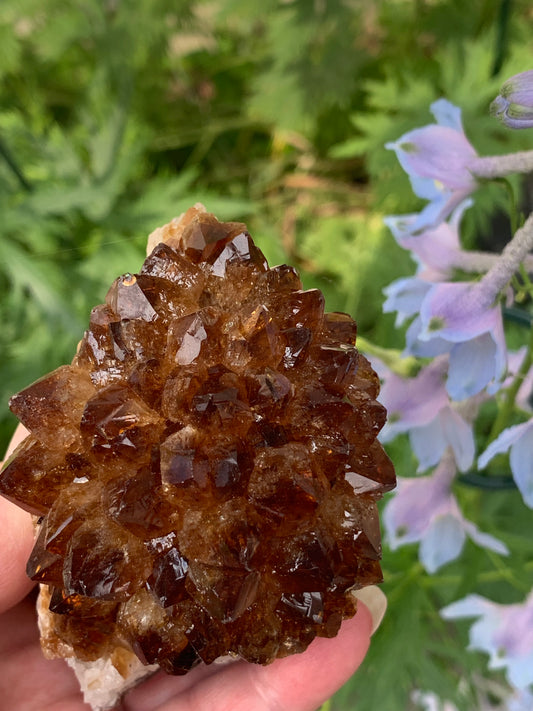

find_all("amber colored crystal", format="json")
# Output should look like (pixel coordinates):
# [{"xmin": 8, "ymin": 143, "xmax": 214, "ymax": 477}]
[{"xmin": 0, "ymin": 206, "xmax": 395, "ymax": 677}]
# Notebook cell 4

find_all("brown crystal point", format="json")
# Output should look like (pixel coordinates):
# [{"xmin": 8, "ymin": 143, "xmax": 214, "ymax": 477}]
[
  {"xmin": 0, "ymin": 437, "xmax": 94, "ymax": 515},
  {"xmin": 106, "ymin": 273, "xmax": 158, "ymax": 322},
  {"xmin": 9, "ymin": 365, "xmax": 95, "ymax": 447},
  {"xmin": 27, "ymin": 523, "xmax": 64, "ymax": 584},
  {"xmin": 80, "ymin": 383, "xmax": 162, "ymax": 459},
  {"xmin": 147, "ymin": 546, "xmax": 189, "ymax": 607},
  {"xmin": 63, "ymin": 522, "xmax": 149, "ymax": 601},
  {"xmin": 2, "ymin": 205, "xmax": 396, "ymax": 684}
]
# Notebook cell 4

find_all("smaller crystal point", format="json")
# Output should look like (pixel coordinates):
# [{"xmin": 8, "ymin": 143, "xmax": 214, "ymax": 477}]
[{"xmin": 0, "ymin": 205, "xmax": 395, "ymax": 694}]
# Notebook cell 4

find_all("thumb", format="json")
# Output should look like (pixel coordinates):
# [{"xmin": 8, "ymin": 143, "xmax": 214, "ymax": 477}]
[{"xmin": 0, "ymin": 425, "xmax": 35, "ymax": 613}]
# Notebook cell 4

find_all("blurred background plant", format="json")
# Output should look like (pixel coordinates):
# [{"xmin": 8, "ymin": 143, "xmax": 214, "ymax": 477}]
[{"xmin": 1, "ymin": 0, "xmax": 533, "ymax": 709}]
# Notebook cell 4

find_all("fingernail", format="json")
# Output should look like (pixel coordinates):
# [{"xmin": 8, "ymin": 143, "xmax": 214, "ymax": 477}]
[{"xmin": 351, "ymin": 585, "xmax": 387, "ymax": 635}]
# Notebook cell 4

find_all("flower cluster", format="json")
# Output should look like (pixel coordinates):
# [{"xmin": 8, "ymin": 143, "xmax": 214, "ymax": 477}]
[
  {"xmin": 380, "ymin": 75, "xmax": 533, "ymax": 705},
  {"xmin": 441, "ymin": 592, "xmax": 533, "ymax": 690}
]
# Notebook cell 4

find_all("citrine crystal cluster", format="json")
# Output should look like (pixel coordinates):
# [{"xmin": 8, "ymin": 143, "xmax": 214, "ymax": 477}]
[{"xmin": 0, "ymin": 206, "xmax": 395, "ymax": 686}]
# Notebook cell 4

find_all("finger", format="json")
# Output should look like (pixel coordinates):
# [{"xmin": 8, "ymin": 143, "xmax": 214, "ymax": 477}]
[
  {"xmin": 4, "ymin": 424, "xmax": 30, "ymax": 460},
  {"xmin": 120, "ymin": 664, "xmax": 224, "ymax": 711},
  {"xmin": 0, "ymin": 496, "xmax": 35, "ymax": 613},
  {"xmin": 0, "ymin": 594, "xmax": 91, "ymax": 711},
  {"xmin": 125, "ymin": 603, "xmax": 372, "ymax": 711},
  {"xmin": 0, "ymin": 425, "xmax": 35, "ymax": 613}
]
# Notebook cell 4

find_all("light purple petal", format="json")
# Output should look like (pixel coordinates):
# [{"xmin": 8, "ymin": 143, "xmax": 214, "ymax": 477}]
[
  {"xmin": 430, "ymin": 98, "xmax": 465, "ymax": 132},
  {"xmin": 383, "ymin": 478, "xmax": 433, "ymax": 547},
  {"xmin": 419, "ymin": 513, "xmax": 466, "ymax": 572},
  {"xmin": 383, "ymin": 464, "xmax": 453, "ymax": 548},
  {"xmin": 512, "ymin": 348, "xmax": 533, "ymax": 412},
  {"xmin": 409, "ymin": 194, "xmax": 455, "ymax": 233},
  {"xmin": 383, "ymin": 213, "xmax": 419, "ymax": 243},
  {"xmin": 462, "ymin": 521, "xmax": 509, "ymax": 556},
  {"xmin": 406, "ymin": 187, "xmax": 476, "ymax": 235},
  {"xmin": 401, "ymin": 221, "xmax": 460, "ymax": 262},
  {"xmin": 409, "ymin": 173, "xmax": 445, "ymax": 202},
  {"xmin": 406, "ymin": 316, "xmax": 452, "ymax": 358},
  {"xmin": 493, "ymin": 597, "xmax": 533, "ymax": 656},
  {"xmin": 516, "ymin": 364, "xmax": 533, "ymax": 410},
  {"xmin": 383, "ymin": 277, "xmax": 432, "ymax": 327},
  {"xmin": 510, "ymin": 426, "xmax": 533, "ymax": 507},
  {"xmin": 468, "ymin": 615, "xmax": 502, "ymax": 660},
  {"xmin": 507, "ymin": 653, "xmax": 533, "ymax": 689},
  {"xmin": 410, "ymin": 419, "xmax": 448, "ymax": 472},
  {"xmin": 441, "ymin": 594, "xmax": 492, "ymax": 620},
  {"xmin": 407, "ymin": 405, "xmax": 473, "ymax": 473},
  {"xmin": 393, "ymin": 218, "xmax": 465, "ymax": 282},
  {"xmin": 419, "ymin": 282, "xmax": 500, "ymax": 342},
  {"xmin": 478, "ymin": 421, "xmax": 533, "ymax": 469},
  {"xmin": 379, "ymin": 358, "xmax": 449, "ymax": 437},
  {"xmin": 388, "ymin": 125, "xmax": 476, "ymax": 190},
  {"xmin": 442, "ymin": 590, "xmax": 533, "ymax": 691},
  {"xmin": 438, "ymin": 407, "xmax": 475, "ymax": 471},
  {"xmin": 447, "ymin": 333, "xmax": 498, "ymax": 400}
]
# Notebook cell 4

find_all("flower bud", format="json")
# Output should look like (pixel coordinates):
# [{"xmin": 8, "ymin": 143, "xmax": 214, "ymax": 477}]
[{"xmin": 491, "ymin": 69, "xmax": 533, "ymax": 129}]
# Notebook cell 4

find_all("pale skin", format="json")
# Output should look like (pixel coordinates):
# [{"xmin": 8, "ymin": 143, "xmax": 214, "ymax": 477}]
[{"xmin": 0, "ymin": 424, "xmax": 373, "ymax": 711}]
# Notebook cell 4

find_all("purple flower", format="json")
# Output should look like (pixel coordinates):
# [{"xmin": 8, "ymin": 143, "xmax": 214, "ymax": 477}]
[
  {"xmin": 384, "ymin": 273, "xmax": 508, "ymax": 400},
  {"xmin": 384, "ymin": 200, "xmax": 472, "ymax": 282},
  {"xmin": 383, "ymin": 276, "xmax": 432, "ymax": 327},
  {"xmin": 441, "ymin": 590, "xmax": 533, "ymax": 689},
  {"xmin": 478, "ymin": 420, "xmax": 533, "ymax": 508},
  {"xmin": 379, "ymin": 358, "xmax": 475, "ymax": 472},
  {"xmin": 386, "ymin": 99, "xmax": 478, "ymax": 232},
  {"xmin": 415, "ymin": 281, "xmax": 507, "ymax": 399},
  {"xmin": 491, "ymin": 69, "xmax": 533, "ymax": 129},
  {"xmin": 384, "ymin": 455, "xmax": 508, "ymax": 572}
]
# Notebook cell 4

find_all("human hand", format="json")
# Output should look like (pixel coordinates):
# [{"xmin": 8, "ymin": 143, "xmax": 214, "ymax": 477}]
[{"xmin": 0, "ymin": 424, "xmax": 383, "ymax": 711}]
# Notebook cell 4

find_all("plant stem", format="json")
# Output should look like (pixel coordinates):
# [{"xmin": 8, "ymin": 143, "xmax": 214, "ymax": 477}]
[
  {"xmin": 480, "ymin": 211, "xmax": 533, "ymax": 297},
  {"xmin": 470, "ymin": 150, "xmax": 533, "ymax": 179},
  {"xmin": 423, "ymin": 559, "xmax": 533, "ymax": 588},
  {"xmin": 356, "ymin": 336, "xmax": 421, "ymax": 377},
  {"xmin": 449, "ymin": 249, "xmax": 533, "ymax": 274}
]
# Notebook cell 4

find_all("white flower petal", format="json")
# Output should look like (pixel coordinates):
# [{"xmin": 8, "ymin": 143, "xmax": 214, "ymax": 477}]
[
  {"xmin": 510, "ymin": 428, "xmax": 533, "ymax": 508},
  {"xmin": 430, "ymin": 98, "xmax": 465, "ymax": 132},
  {"xmin": 506, "ymin": 651, "xmax": 533, "ymax": 689},
  {"xmin": 419, "ymin": 513, "xmax": 466, "ymax": 573},
  {"xmin": 478, "ymin": 421, "xmax": 533, "ymax": 469},
  {"xmin": 462, "ymin": 521, "xmax": 509, "ymax": 556},
  {"xmin": 439, "ymin": 407, "xmax": 475, "ymax": 472},
  {"xmin": 447, "ymin": 334, "xmax": 497, "ymax": 400},
  {"xmin": 410, "ymin": 419, "xmax": 448, "ymax": 472},
  {"xmin": 441, "ymin": 594, "xmax": 491, "ymax": 620}
]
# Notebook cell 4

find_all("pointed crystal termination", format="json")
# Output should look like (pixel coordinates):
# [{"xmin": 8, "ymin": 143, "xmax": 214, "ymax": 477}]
[{"xmin": 0, "ymin": 204, "xmax": 395, "ymax": 686}]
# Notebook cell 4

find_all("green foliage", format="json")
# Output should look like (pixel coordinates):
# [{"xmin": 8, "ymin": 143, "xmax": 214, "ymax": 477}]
[{"xmin": 1, "ymin": 0, "xmax": 533, "ymax": 708}]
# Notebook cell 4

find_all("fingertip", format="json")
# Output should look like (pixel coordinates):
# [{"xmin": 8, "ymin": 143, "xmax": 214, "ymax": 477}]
[
  {"xmin": 4, "ymin": 424, "xmax": 30, "ymax": 460},
  {"xmin": 352, "ymin": 585, "xmax": 388, "ymax": 635}
]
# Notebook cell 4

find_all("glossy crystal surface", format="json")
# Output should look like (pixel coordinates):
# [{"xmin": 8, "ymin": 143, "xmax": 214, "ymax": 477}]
[{"xmin": 0, "ymin": 206, "xmax": 395, "ymax": 675}]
